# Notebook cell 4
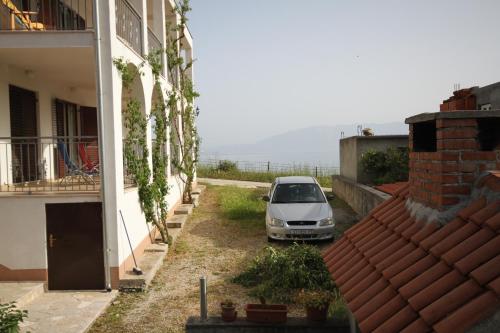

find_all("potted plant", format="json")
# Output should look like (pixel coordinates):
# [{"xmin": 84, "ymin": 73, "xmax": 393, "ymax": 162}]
[
  {"xmin": 0, "ymin": 302, "xmax": 28, "ymax": 333},
  {"xmin": 245, "ymin": 297, "xmax": 288, "ymax": 324},
  {"xmin": 296, "ymin": 289, "xmax": 335, "ymax": 322},
  {"xmin": 220, "ymin": 299, "xmax": 237, "ymax": 322}
]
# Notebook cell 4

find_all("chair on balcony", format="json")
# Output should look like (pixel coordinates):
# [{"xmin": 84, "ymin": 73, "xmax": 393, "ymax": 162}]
[
  {"xmin": 57, "ymin": 140, "xmax": 95, "ymax": 185},
  {"xmin": 78, "ymin": 143, "xmax": 99, "ymax": 174},
  {"xmin": 2, "ymin": 0, "xmax": 45, "ymax": 30}
]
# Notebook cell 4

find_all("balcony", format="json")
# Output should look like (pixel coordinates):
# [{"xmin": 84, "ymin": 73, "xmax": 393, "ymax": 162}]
[
  {"xmin": 0, "ymin": 0, "xmax": 94, "ymax": 31},
  {"xmin": 115, "ymin": 0, "xmax": 142, "ymax": 55},
  {"xmin": 0, "ymin": 136, "xmax": 100, "ymax": 193}
]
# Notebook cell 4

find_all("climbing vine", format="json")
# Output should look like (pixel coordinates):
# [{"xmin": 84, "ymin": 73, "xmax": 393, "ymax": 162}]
[
  {"xmin": 113, "ymin": 57, "xmax": 170, "ymax": 243},
  {"xmin": 165, "ymin": 0, "xmax": 200, "ymax": 203}
]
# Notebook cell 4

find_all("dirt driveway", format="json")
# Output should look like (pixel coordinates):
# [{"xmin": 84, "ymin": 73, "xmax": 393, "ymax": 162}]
[{"xmin": 89, "ymin": 185, "xmax": 358, "ymax": 333}]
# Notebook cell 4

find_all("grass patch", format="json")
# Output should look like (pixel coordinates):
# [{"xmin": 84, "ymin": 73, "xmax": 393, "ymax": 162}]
[
  {"xmin": 215, "ymin": 186, "xmax": 267, "ymax": 231},
  {"xmin": 197, "ymin": 165, "xmax": 333, "ymax": 188},
  {"xmin": 173, "ymin": 239, "xmax": 189, "ymax": 254}
]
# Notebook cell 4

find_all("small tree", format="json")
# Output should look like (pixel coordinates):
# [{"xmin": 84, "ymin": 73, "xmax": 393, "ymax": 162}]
[
  {"xmin": 360, "ymin": 147, "xmax": 409, "ymax": 185},
  {"xmin": 165, "ymin": 0, "xmax": 200, "ymax": 204}
]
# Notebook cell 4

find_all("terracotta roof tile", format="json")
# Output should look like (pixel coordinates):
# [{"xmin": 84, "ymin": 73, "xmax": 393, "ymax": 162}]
[
  {"xmin": 485, "ymin": 211, "xmax": 500, "ymax": 231},
  {"xmin": 348, "ymin": 277, "xmax": 389, "ymax": 313},
  {"xmin": 354, "ymin": 286, "xmax": 397, "ymax": 320},
  {"xmin": 408, "ymin": 270, "xmax": 467, "ymax": 312},
  {"xmin": 382, "ymin": 248, "xmax": 426, "ymax": 280},
  {"xmin": 488, "ymin": 276, "xmax": 500, "ymax": 296},
  {"xmin": 359, "ymin": 295, "xmax": 406, "ymax": 332},
  {"xmin": 374, "ymin": 306, "xmax": 420, "ymax": 333},
  {"xmin": 389, "ymin": 255, "xmax": 438, "ymax": 290},
  {"xmin": 429, "ymin": 222, "xmax": 480, "ymax": 257},
  {"xmin": 343, "ymin": 271, "xmax": 380, "ymax": 302},
  {"xmin": 410, "ymin": 222, "xmax": 439, "ymax": 244},
  {"xmin": 419, "ymin": 279, "xmax": 483, "ymax": 325},
  {"xmin": 457, "ymin": 196, "xmax": 487, "ymax": 220},
  {"xmin": 400, "ymin": 318, "xmax": 431, "ymax": 333},
  {"xmin": 454, "ymin": 234, "xmax": 500, "ymax": 274},
  {"xmin": 433, "ymin": 291, "xmax": 500, "ymax": 333},
  {"xmin": 375, "ymin": 242, "xmax": 416, "ymax": 272},
  {"xmin": 469, "ymin": 254, "xmax": 500, "ymax": 285},
  {"xmin": 419, "ymin": 217, "xmax": 466, "ymax": 251},
  {"xmin": 322, "ymin": 178, "xmax": 500, "ymax": 332},
  {"xmin": 469, "ymin": 200, "xmax": 500, "ymax": 226},
  {"xmin": 398, "ymin": 261, "xmax": 451, "ymax": 300},
  {"xmin": 441, "ymin": 228, "xmax": 495, "ymax": 265},
  {"xmin": 375, "ymin": 182, "xmax": 408, "ymax": 196}
]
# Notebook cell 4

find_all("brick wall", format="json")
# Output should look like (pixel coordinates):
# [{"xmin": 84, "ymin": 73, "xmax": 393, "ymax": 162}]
[
  {"xmin": 439, "ymin": 88, "xmax": 476, "ymax": 112},
  {"xmin": 409, "ymin": 118, "xmax": 500, "ymax": 211}
]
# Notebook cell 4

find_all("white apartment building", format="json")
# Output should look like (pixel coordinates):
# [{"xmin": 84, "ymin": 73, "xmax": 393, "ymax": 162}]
[{"xmin": 0, "ymin": 0, "xmax": 194, "ymax": 290}]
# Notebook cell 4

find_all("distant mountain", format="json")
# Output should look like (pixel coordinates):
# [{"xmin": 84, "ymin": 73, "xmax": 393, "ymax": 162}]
[{"xmin": 201, "ymin": 122, "xmax": 409, "ymax": 166}]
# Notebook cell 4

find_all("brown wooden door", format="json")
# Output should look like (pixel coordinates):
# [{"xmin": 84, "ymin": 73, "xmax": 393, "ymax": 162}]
[
  {"xmin": 46, "ymin": 202, "xmax": 105, "ymax": 290},
  {"xmin": 9, "ymin": 85, "xmax": 38, "ymax": 183}
]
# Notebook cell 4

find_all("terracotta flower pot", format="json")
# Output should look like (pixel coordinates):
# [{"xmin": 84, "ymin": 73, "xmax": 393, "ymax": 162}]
[
  {"xmin": 221, "ymin": 304, "xmax": 237, "ymax": 322},
  {"xmin": 306, "ymin": 303, "xmax": 329, "ymax": 322},
  {"xmin": 245, "ymin": 304, "xmax": 288, "ymax": 324}
]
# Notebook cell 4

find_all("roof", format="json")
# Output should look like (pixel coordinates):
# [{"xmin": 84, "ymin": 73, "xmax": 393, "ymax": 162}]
[
  {"xmin": 375, "ymin": 182, "xmax": 408, "ymax": 196},
  {"xmin": 276, "ymin": 176, "xmax": 316, "ymax": 184},
  {"xmin": 322, "ymin": 172, "xmax": 500, "ymax": 333}
]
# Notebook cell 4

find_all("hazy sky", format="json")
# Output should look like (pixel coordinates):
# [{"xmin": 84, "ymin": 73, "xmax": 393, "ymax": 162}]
[{"xmin": 188, "ymin": 0, "xmax": 500, "ymax": 148}]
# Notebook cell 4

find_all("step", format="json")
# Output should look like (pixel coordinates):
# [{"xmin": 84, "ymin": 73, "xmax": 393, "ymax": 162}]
[
  {"xmin": 166, "ymin": 214, "xmax": 188, "ymax": 228},
  {"xmin": 174, "ymin": 204, "xmax": 194, "ymax": 215},
  {"xmin": 0, "ymin": 282, "xmax": 45, "ymax": 308},
  {"xmin": 191, "ymin": 184, "xmax": 206, "ymax": 195},
  {"xmin": 119, "ymin": 242, "xmax": 168, "ymax": 291}
]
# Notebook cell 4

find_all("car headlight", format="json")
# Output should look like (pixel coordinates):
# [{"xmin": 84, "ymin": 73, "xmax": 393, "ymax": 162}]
[
  {"xmin": 269, "ymin": 218, "xmax": 285, "ymax": 227},
  {"xmin": 319, "ymin": 217, "xmax": 334, "ymax": 226}
]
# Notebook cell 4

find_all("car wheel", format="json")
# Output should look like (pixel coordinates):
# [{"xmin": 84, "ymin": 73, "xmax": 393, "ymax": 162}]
[{"xmin": 267, "ymin": 236, "xmax": 275, "ymax": 243}]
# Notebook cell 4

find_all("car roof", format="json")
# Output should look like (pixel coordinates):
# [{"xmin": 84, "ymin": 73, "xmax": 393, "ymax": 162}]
[{"xmin": 275, "ymin": 176, "xmax": 317, "ymax": 184}]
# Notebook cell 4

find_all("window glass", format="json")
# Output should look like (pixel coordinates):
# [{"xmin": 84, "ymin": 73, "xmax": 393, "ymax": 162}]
[{"xmin": 272, "ymin": 183, "xmax": 325, "ymax": 203}]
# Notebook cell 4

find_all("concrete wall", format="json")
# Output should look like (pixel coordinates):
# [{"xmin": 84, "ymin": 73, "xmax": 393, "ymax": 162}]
[
  {"xmin": 474, "ymin": 82, "xmax": 500, "ymax": 110},
  {"xmin": 0, "ymin": 194, "xmax": 99, "ymax": 278},
  {"xmin": 339, "ymin": 135, "xmax": 408, "ymax": 184},
  {"xmin": 332, "ymin": 175, "xmax": 391, "ymax": 217}
]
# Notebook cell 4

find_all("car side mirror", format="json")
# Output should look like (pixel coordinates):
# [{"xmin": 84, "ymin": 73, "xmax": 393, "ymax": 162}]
[
  {"xmin": 326, "ymin": 194, "xmax": 335, "ymax": 201},
  {"xmin": 262, "ymin": 195, "xmax": 270, "ymax": 202}
]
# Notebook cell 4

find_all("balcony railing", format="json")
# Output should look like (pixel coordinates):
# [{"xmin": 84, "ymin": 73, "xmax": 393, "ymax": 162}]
[
  {"xmin": 116, "ymin": 0, "xmax": 142, "ymax": 55},
  {"xmin": 0, "ymin": 136, "xmax": 100, "ymax": 193},
  {"xmin": 0, "ymin": 0, "xmax": 93, "ymax": 31},
  {"xmin": 147, "ymin": 27, "xmax": 164, "ymax": 71}
]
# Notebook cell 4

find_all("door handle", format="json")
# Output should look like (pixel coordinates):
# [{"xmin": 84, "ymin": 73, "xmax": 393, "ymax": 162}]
[{"xmin": 49, "ymin": 234, "xmax": 57, "ymax": 248}]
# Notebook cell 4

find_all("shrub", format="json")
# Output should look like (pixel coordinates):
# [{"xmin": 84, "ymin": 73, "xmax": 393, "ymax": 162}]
[
  {"xmin": 232, "ymin": 244, "xmax": 335, "ymax": 303},
  {"xmin": 0, "ymin": 302, "xmax": 27, "ymax": 333},
  {"xmin": 216, "ymin": 160, "xmax": 238, "ymax": 172},
  {"xmin": 360, "ymin": 147, "xmax": 409, "ymax": 185}
]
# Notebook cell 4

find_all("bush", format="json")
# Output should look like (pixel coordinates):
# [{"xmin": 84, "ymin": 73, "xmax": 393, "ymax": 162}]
[
  {"xmin": 0, "ymin": 302, "xmax": 27, "ymax": 333},
  {"xmin": 216, "ymin": 160, "xmax": 238, "ymax": 172},
  {"xmin": 232, "ymin": 244, "xmax": 335, "ymax": 303},
  {"xmin": 360, "ymin": 147, "xmax": 409, "ymax": 185}
]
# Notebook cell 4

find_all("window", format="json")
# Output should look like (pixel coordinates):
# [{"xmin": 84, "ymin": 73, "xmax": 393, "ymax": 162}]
[
  {"xmin": 412, "ymin": 120, "xmax": 437, "ymax": 152},
  {"xmin": 477, "ymin": 118, "xmax": 500, "ymax": 151},
  {"xmin": 272, "ymin": 183, "xmax": 326, "ymax": 204}
]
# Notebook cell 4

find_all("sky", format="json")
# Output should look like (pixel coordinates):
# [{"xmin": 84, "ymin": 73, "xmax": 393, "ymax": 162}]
[{"xmin": 188, "ymin": 0, "xmax": 500, "ymax": 148}]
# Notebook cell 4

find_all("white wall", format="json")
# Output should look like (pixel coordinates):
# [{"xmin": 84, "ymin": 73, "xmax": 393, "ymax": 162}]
[{"xmin": 0, "ymin": 195, "xmax": 99, "ymax": 270}]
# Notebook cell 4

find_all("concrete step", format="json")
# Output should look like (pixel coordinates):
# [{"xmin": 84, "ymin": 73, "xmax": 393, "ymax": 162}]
[
  {"xmin": 119, "ymin": 242, "xmax": 168, "ymax": 291},
  {"xmin": 166, "ymin": 214, "xmax": 188, "ymax": 228},
  {"xmin": 191, "ymin": 184, "xmax": 206, "ymax": 195},
  {"xmin": 174, "ymin": 203, "xmax": 194, "ymax": 215},
  {"xmin": 0, "ymin": 282, "xmax": 45, "ymax": 308}
]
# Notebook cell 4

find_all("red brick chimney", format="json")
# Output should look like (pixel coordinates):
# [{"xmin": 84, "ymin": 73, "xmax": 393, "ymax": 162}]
[{"xmin": 406, "ymin": 110, "xmax": 500, "ymax": 217}]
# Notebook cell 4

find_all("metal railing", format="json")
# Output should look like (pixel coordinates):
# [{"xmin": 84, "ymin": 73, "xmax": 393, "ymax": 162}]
[
  {"xmin": 0, "ymin": 136, "xmax": 99, "ymax": 193},
  {"xmin": 116, "ymin": 0, "xmax": 142, "ymax": 55},
  {"xmin": 198, "ymin": 159, "xmax": 340, "ymax": 178},
  {"xmin": 0, "ymin": 0, "xmax": 93, "ymax": 31},
  {"xmin": 148, "ymin": 27, "xmax": 164, "ymax": 71}
]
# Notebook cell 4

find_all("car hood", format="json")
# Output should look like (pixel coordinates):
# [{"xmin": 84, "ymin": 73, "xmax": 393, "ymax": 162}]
[{"xmin": 269, "ymin": 203, "xmax": 331, "ymax": 222}]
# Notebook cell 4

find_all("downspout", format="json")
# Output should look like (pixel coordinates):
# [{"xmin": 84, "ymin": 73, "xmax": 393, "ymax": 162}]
[{"xmin": 93, "ymin": 0, "xmax": 112, "ymax": 291}]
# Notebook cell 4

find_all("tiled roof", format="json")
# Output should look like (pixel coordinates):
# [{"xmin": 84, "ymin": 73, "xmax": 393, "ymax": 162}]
[
  {"xmin": 323, "ymin": 172, "xmax": 500, "ymax": 333},
  {"xmin": 375, "ymin": 182, "xmax": 408, "ymax": 196}
]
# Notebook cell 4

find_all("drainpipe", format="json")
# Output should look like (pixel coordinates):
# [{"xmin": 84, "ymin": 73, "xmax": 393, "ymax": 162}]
[{"xmin": 93, "ymin": 0, "xmax": 111, "ymax": 291}]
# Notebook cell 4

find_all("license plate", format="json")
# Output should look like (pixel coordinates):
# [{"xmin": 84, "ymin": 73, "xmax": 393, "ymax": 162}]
[{"xmin": 290, "ymin": 229, "xmax": 314, "ymax": 235}]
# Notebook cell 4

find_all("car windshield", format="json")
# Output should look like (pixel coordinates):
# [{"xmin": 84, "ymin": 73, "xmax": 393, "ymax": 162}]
[{"xmin": 271, "ymin": 183, "xmax": 325, "ymax": 203}]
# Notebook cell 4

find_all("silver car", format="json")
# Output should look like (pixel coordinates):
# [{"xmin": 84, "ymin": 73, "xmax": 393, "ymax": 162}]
[{"xmin": 263, "ymin": 176, "xmax": 335, "ymax": 241}]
